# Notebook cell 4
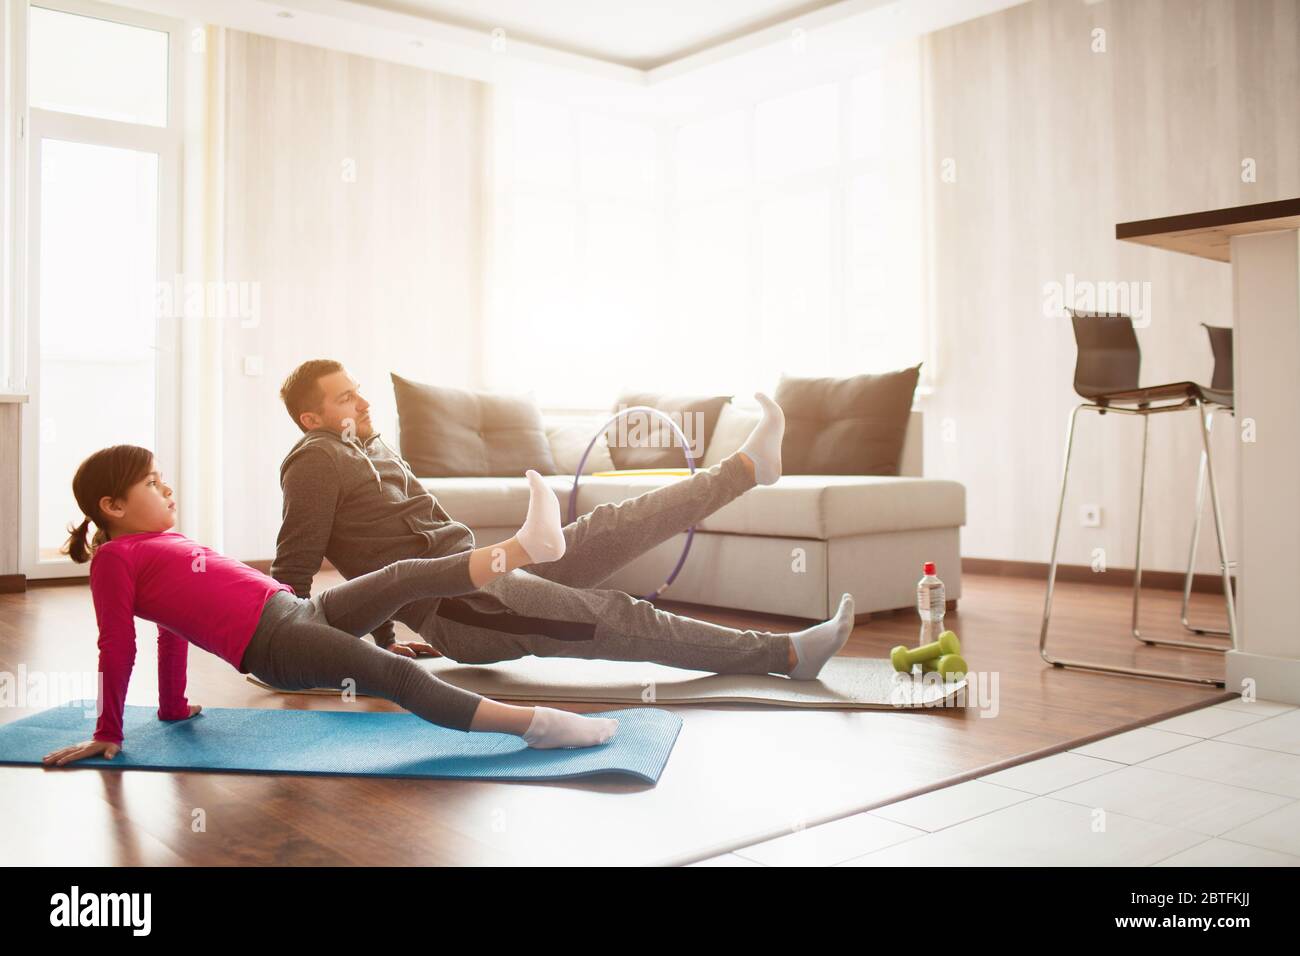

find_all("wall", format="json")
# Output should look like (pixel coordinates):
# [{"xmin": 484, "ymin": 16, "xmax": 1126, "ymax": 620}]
[
  {"xmin": 220, "ymin": 30, "xmax": 487, "ymax": 559},
  {"xmin": 921, "ymin": 0, "xmax": 1300, "ymax": 575}
]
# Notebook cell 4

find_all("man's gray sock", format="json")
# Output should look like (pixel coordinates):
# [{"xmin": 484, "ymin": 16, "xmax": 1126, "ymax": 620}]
[{"xmin": 788, "ymin": 593, "xmax": 855, "ymax": 679}]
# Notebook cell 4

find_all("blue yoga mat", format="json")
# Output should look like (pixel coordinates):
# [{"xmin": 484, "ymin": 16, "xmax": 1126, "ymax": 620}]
[{"xmin": 0, "ymin": 701, "xmax": 682, "ymax": 784}]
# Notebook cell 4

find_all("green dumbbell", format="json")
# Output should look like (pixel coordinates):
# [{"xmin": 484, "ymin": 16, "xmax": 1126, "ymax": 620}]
[
  {"xmin": 921, "ymin": 653, "xmax": 968, "ymax": 680},
  {"xmin": 890, "ymin": 630, "xmax": 961, "ymax": 673}
]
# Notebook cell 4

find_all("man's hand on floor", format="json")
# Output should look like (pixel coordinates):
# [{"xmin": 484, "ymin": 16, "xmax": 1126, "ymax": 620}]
[{"xmin": 386, "ymin": 640, "xmax": 442, "ymax": 658}]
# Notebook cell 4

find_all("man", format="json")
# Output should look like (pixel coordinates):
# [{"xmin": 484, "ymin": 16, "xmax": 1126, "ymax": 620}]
[{"xmin": 270, "ymin": 360, "xmax": 854, "ymax": 732}]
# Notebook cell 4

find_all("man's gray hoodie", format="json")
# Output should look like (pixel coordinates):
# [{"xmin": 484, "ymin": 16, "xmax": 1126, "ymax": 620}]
[{"xmin": 270, "ymin": 427, "xmax": 475, "ymax": 647}]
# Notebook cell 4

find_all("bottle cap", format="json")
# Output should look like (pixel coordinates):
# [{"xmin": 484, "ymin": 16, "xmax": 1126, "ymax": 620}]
[{"xmin": 923, "ymin": 562, "xmax": 936, "ymax": 575}]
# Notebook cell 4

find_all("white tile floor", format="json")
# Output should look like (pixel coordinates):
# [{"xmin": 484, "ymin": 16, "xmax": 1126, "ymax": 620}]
[{"xmin": 688, "ymin": 698, "xmax": 1300, "ymax": 867}]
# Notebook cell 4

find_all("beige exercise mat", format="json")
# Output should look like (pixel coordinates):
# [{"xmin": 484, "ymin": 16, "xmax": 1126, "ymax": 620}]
[{"xmin": 246, "ymin": 655, "xmax": 966, "ymax": 709}]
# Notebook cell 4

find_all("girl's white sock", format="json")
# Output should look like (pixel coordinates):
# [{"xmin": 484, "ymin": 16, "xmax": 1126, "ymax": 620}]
[
  {"xmin": 522, "ymin": 706, "xmax": 620, "ymax": 749},
  {"xmin": 788, "ymin": 593, "xmax": 855, "ymax": 679},
  {"xmin": 736, "ymin": 392, "xmax": 785, "ymax": 485},
  {"xmin": 515, "ymin": 469, "xmax": 566, "ymax": 563}
]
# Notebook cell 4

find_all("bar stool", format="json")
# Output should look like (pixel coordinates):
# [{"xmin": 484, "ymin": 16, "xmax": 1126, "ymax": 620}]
[
  {"xmin": 1180, "ymin": 324, "xmax": 1235, "ymax": 638},
  {"xmin": 1039, "ymin": 309, "xmax": 1237, "ymax": 687}
]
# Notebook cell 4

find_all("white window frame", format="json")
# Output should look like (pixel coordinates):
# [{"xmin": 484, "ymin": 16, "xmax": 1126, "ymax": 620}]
[{"xmin": 17, "ymin": 0, "xmax": 184, "ymax": 579}]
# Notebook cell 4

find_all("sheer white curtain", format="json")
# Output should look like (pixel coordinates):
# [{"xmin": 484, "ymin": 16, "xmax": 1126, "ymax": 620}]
[{"xmin": 486, "ymin": 38, "xmax": 927, "ymax": 409}]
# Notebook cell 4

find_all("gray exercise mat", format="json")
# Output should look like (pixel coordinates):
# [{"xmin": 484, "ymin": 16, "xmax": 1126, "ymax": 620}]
[{"xmin": 247, "ymin": 655, "xmax": 967, "ymax": 709}]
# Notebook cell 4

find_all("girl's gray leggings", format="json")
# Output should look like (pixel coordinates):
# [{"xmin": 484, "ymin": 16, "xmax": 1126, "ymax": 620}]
[{"xmin": 239, "ymin": 551, "xmax": 489, "ymax": 733}]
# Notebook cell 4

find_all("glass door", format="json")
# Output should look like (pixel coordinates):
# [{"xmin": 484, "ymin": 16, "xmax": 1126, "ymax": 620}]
[{"xmin": 20, "ymin": 1, "xmax": 181, "ymax": 577}]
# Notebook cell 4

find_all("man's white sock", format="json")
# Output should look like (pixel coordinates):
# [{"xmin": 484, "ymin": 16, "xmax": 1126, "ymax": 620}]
[
  {"xmin": 516, "ymin": 469, "xmax": 566, "ymax": 563},
  {"xmin": 522, "ymin": 706, "xmax": 620, "ymax": 749},
  {"xmin": 736, "ymin": 392, "xmax": 785, "ymax": 485}
]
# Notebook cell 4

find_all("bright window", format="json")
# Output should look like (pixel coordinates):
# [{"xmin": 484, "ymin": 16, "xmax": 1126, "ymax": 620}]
[
  {"xmin": 28, "ymin": 5, "xmax": 169, "ymax": 127},
  {"xmin": 487, "ymin": 42, "xmax": 927, "ymax": 409},
  {"xmin": 36, "ymin": 140, "xmax": 160, "ymax": 559},
  {"xmin": 754, "ymin": 82, "xmax": 839, "ymax": 182},
  {"xmin": 24, "ymin": 2, "xmax": 179, "ymax": 573}
]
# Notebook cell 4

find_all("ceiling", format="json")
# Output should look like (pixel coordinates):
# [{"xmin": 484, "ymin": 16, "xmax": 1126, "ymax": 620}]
[
  {"xmin": 112, "ymin": 0, "xmax": 1032, "ymax": 120},
  {"xmin": 347, "ymin": 0, "xmax": 853, "ymax": 69}
]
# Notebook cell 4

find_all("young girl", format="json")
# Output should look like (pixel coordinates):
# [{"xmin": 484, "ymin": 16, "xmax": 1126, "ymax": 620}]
[{"xmin": 41, "ymin": 444, "xmax": 619, "ymax": 768}]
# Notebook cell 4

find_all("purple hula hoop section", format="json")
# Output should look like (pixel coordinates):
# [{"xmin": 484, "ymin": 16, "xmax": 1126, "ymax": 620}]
[{"xmin": 568, "ymin": 405, "xmax": 697, "ymax": 600}]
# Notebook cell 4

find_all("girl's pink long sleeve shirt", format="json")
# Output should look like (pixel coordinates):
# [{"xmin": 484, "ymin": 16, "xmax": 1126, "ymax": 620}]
[{"xmin": 88, "ymin": 530, "xmax": 294, "ymax": 744}]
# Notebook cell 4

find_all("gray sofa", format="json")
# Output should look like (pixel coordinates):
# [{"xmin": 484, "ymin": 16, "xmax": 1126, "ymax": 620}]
[{"xmin": 410, "ymin": 401, "xmax": 965, "ymax": 622}]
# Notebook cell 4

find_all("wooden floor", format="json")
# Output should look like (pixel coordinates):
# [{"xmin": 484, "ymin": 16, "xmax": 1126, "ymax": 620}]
[{"xmin": 0, "ymin": 570, "xmax": 1236, "ymax": 866}]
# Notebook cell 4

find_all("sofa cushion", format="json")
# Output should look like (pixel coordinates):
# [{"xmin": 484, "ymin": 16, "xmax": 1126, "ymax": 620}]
[
  {"xmin": 705, "ymin": 403, "xmax": 928, "ymax": 477},
  {"xmin": 546, "ymin": 415, "xmax": 617, "ymax": 475},
  {"xmin": 391, "ymin": 372, "xmax": 558, "ymax": 477},
  {"xmin": 606, "ymin": 392, "xmax": 732, "ymax": 470},
  {"xmin": 776, "ymin": 367, "xmax": 921, "ymax": 475},
  {"xmin": 701, "ymin": 402, "xmax": 759, "ymax": 468},
  {"xmin": 420, "ymin": 473, "xmax": 965, "ymax": 539}
]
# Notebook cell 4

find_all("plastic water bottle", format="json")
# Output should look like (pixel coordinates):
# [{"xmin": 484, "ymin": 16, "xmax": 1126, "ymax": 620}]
[{"xmin": 917, "ymin": 561, "xmax": 945, "ymax": 646}]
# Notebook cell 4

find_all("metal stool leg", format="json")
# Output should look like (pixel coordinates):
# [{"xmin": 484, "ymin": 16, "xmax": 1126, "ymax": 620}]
[
  {"xmin": 1039, "ymin": 402, "xmax": 1226, "ymax": 687},
  {"xmin": 1196, "ymin": 397, "xmax": 1239, "ymax": 651},
  {"xmin": 1039, "ymin": 404, "xmax": 1083, "ymax": 662},
  {"xmin": 1179, "ymin": 407, "xmax": 1232, "ymax": 637},
  {"xmin": 1131, "ymin": 413, "xmax": 1149, "ymax": 641},
  {"xmin": 1134, "ymin": 403, "xmax": 1230, "ymax": 651}
]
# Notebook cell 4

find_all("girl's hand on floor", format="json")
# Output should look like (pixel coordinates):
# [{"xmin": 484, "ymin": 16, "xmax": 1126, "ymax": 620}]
[
  {"xmin": 386, "ymin": 640, "xmax": 441, "ymax": 658},
  {"xmin": 41, "ymin": 739, "xmax": 120, "ymax": 767}
]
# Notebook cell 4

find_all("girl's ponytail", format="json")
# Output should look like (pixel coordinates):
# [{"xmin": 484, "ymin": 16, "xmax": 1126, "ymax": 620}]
[{"xmin": 62, "ymin": 517, "xmax": 94, "ymax": 564}]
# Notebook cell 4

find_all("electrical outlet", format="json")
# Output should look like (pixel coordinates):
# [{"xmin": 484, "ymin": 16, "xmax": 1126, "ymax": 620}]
[
  {"xmin": 243, "ymin": 355, "xmax": 263, "ymax": 377},
  {"xmin": 1080, "ymin": 504, "xmax": 1102, "ymax": 528}
]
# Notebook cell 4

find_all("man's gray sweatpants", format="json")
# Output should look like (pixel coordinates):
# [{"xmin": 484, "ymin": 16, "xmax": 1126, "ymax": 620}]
[
  {"xmin": 244, "ymin": 451, "xmax": 794, "ymax": 736},
  {"xmin": 396, "ymin": 451, "xmax": 794, "ymax": 685}
]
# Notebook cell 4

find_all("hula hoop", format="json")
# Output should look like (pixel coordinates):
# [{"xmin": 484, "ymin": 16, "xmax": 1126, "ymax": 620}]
[{"xmin": 568, "ymin": 405, "xmax": 698, "ymax": 600}]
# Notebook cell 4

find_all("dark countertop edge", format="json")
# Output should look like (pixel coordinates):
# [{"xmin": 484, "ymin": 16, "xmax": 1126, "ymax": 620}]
[{"xmin": 1116, "ymin": 197, "xmax": 1300, "ymax": 240}]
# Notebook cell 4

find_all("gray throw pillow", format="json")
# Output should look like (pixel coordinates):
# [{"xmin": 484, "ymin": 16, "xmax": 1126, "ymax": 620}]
[
  {"xmin": 391, "ymin": 372, "xmax": 558, "ymax": 477},
  {"xmin": 775, "ymin": 366, "xmax": 921, "ymax": 475},
  {"xmin": 606, "ymin": 392, "xmax": 732, "ymax": 470}
]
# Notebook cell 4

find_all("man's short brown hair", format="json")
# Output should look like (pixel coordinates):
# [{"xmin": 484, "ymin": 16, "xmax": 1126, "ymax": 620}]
[{"xmin": 280, "ymin": 359, "xmax": 344, "ymax": 433}]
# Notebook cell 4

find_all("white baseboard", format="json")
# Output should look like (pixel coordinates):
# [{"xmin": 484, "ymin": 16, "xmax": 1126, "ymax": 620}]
[{"xmin": 1225, "ymin": 650, "xmax": 1300, "ymax": 705}]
